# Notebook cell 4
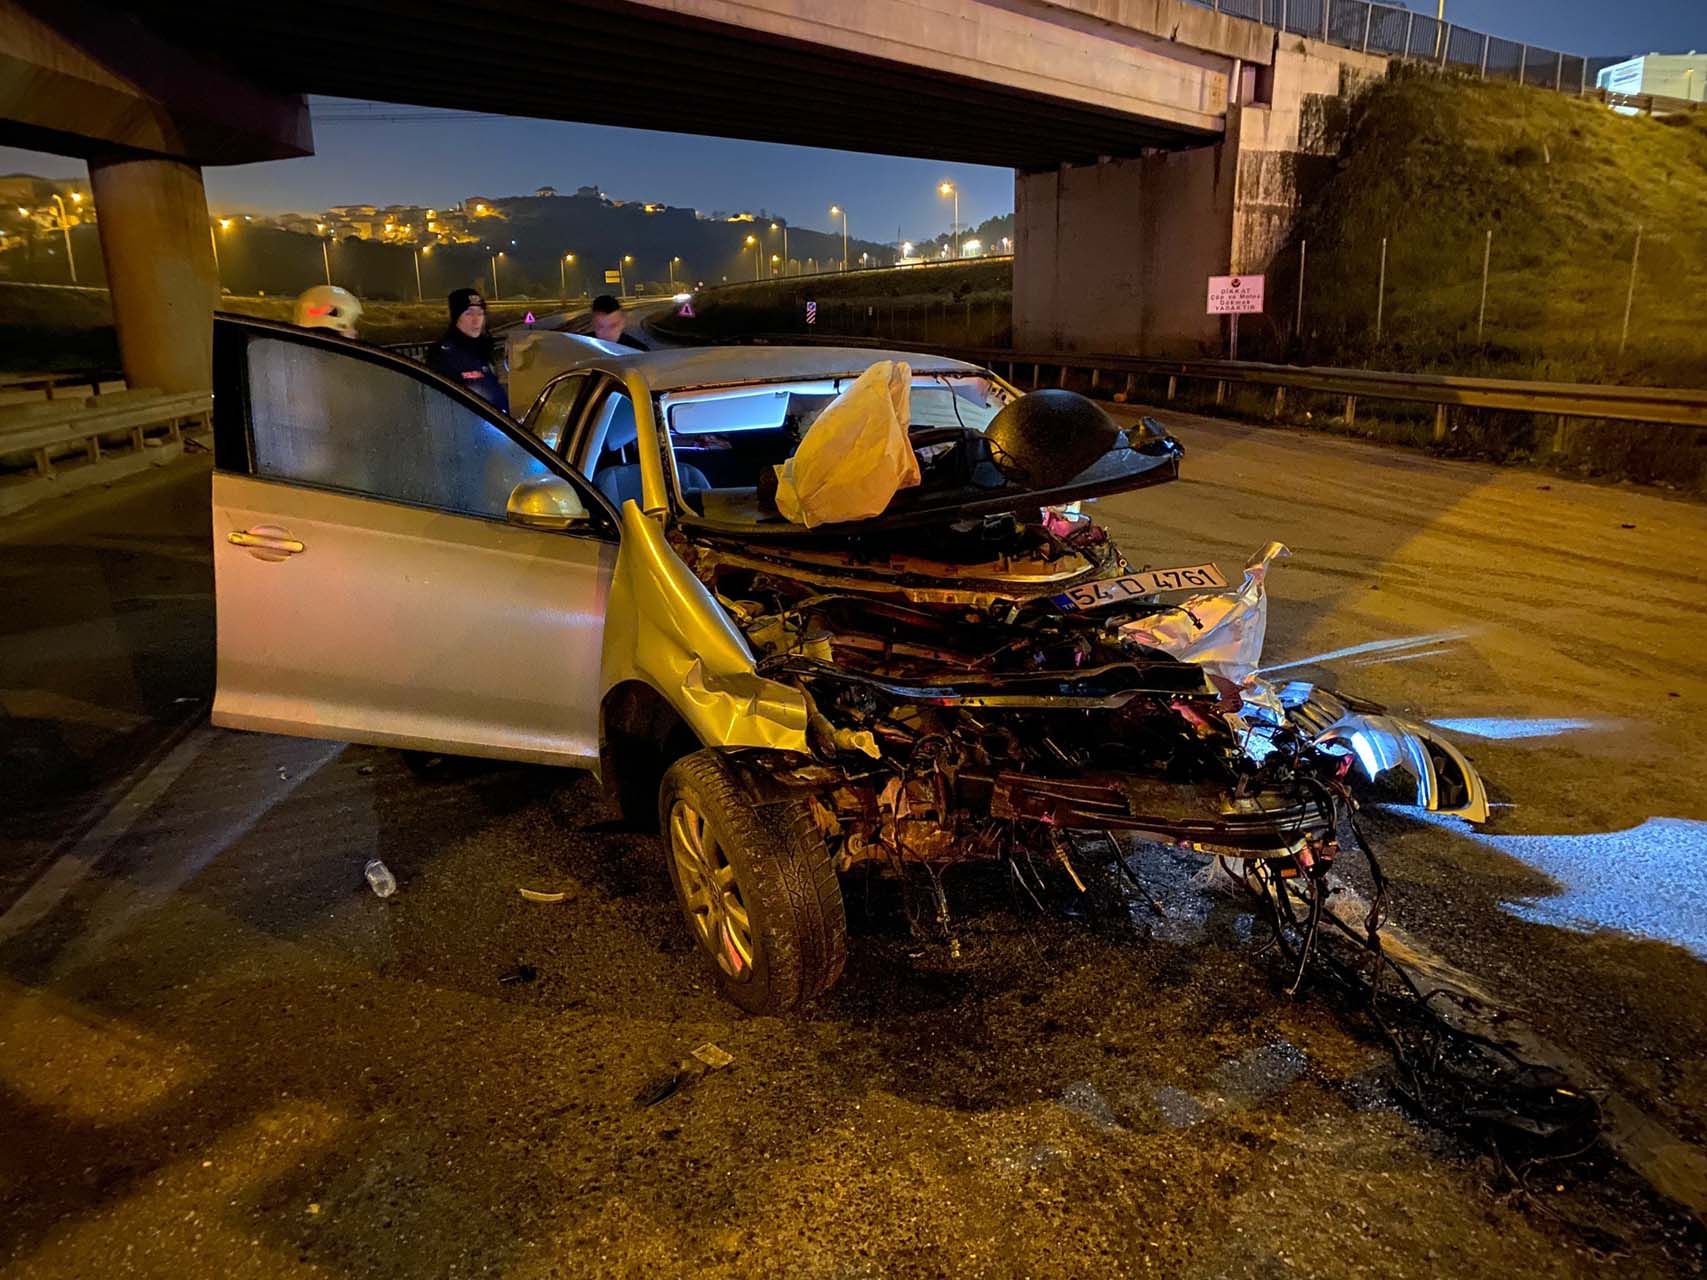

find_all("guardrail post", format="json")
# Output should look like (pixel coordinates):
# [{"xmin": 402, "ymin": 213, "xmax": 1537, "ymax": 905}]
[
  {"xmin": 1123, "ymin": 373, "xmax": 1138, "ymax": 401},
  {"xmin": 1432, "ymin": 404, "xmax": 1448, "ymax": 443},
  {"xmin": 1089, "ymin": 367, "xmax": 1101, "ymax": 391},
  {"xmin": 1166, "ymin": 374, "xmax": 1178, "ymax": 401},
  {"xmin": 1058, "ymin": 365, "xmax": 1069, "ymax": 389},
  {"xmin": 1344, "ymin": 394, "xmax": 1356, "ymax": 426},
  {"xmin": 1215, "ymin": 380, "xmax": 1226, "ymax": 406},
  {"xmin": 1552, "ymin": 416, "xmax": 1569, "ymax": 455},
  {"xmin": 1032, "ymin": 363, "xmax": 1041, "ymax": 389},
  {"xmin": 1273, "ymin": 386, "xmax": 1287, "ymax": 418}
]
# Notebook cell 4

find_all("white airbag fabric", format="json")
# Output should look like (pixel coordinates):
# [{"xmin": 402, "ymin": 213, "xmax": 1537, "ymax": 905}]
[{"xmin": 774, "ymin": 360, "xmax": 920, "ymax": 527}]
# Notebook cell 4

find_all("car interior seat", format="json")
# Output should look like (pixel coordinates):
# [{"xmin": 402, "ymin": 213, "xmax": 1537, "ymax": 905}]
[{"xmin": 593, "ymin": 396, "xmax": 709, "ymax": 508}]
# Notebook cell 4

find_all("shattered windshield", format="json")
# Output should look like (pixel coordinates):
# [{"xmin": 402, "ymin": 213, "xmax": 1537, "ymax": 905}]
[{"xmin": 659, "ymin": 372, "xmax": 1179, "ymax": 533}]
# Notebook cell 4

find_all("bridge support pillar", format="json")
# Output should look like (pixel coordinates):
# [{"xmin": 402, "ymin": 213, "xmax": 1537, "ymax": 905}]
[
  {"xmin": 1013, "ymin": 139, "xmax": 1238, "ymax": 359},
  {"xmin": 87, "ymin": 156, "xmax": 219, "ymax": 394},
  {"xmin": 1014, "ymin": 34, "xmax": 1391, "ymax": 361}
]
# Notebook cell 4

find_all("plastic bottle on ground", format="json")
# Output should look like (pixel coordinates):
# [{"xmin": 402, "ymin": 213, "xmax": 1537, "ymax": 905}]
[{"xmin": 364, "ymin": 858, "xmax": 397, "ymax": 898}]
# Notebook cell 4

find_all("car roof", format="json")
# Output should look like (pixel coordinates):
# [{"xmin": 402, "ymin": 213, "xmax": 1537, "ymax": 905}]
[{"xmin": 545, "ymin": 343, "xmax": 990, "ymax": 393}]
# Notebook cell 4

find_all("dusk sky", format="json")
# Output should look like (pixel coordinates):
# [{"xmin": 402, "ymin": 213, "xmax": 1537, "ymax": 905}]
[{"xmin": 2, "ymin": 0, "xmax": 1695, "ymax": 244}]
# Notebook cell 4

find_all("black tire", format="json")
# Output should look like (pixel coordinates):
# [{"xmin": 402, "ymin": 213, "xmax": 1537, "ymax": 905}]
[{"xmin": 658, "ymin": 750, "xmax": 847, "ymax": 1014}]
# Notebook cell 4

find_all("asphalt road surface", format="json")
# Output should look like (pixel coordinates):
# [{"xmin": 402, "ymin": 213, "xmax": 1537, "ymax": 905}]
[{"xmin": 2, "ymin": 410, "xmax": 1705, "ymax": 1278}]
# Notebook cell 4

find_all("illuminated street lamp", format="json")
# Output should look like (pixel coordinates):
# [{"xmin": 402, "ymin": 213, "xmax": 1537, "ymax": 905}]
[
  {"xmin": 670, "ymin": 255, "xmax": 681, "ymax": 288},
  {"xmin": 413, "ymin": 244, "xmax": 430, "ymax": 300},
  {"xmin": 769, "ymin": 221, "xmax": 789, "ymax": 275},
  {"xmin": 963, "ymin": 238, "xmax": 983, "ymax": 257},
  {"xmin": 770, "ymin": 253, "xmax": 781, "ymax": 277},
  {"xmin": 745, "ymin": 234, "xmax": 760, "ymax": 281},
  {"xmin": 938, "ymin": 180, "xmax": 959, "ymax": 259},
  {"xmin": 210, "ymin": 216, "xmax": 236, "ymax": 282},
  {"xmin": 829, "ymin": 206, "xmax": 849, "ymax": 272},
  {"xmin": 620, "ymin": 253, "xmax": 635, "ymax": 295},
  {"xmin": 901, "ymin": 240, "xmax": 913, "ymax": 260},
  {"xmin": 489, "ymin": 248, "xmax": 503, "ymax": 299},
  {"xmin": 561, "ymin": 252, "xmax": 577, "ymax": 297},
  {"xmin": 50, "ymin": 193, "xmax": 79, "ymax": 283}
]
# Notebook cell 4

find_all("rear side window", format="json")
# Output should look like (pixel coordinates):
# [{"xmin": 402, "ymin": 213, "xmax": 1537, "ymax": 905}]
[{"xmin": 246, "ymin": 337, "xmax": 551, "ymax": 520}]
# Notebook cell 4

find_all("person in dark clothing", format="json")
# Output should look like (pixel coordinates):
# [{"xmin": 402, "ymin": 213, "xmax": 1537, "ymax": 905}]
[
  {"xmin": 590, "ymin": 294, "xmax": 649, "ymax": 351},
  {"xmin": 425, "ymin": 288, "xmax": 509, "ymax": 414}
]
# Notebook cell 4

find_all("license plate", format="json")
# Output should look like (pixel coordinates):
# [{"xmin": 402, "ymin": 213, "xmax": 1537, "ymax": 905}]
[{"xmin": 1053, "ymin": 563, "xmax": 1227, "ymax": 611}]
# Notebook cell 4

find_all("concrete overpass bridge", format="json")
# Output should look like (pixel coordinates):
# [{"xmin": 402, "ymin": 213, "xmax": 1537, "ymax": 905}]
[{"xmin": 1, "ymin": 0, "xmax": 1400, "ymax": 390}]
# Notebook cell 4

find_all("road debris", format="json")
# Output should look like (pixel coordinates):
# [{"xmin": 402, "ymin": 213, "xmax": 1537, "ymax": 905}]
[
  {"xmin": 637, "ymin": 1043, "xmax": 738, "ymax": 1107},
  {"xmin": 518, "ymin": 887, "xmax": 570, "ymax": 903},
  {"xmin": 691, "ymin": 1042, "xmax": 735, "ymax": 1069},
  {"xmin": 497, "ymin": 964, "xmax": 538, "ymax": 985},
  {"xmin": 362, "ymin": 858, "xmax": 396, "ymax": 898}
]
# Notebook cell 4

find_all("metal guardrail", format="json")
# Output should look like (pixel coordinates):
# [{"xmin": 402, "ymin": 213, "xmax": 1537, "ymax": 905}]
[
  {"xmin": 1189, "ymin": 0, "xmax": 1587, "ymax": 96},
  {"xmin": 0, "ymin": 390, "xmax": 212, "ymax": 480},
  {"xmin": 715, "ymin": 334, "xmax": 1707, "ymax": 433}
]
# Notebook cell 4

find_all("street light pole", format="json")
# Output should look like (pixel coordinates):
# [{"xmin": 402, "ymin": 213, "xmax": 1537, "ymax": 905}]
[
  {"xmin": 830, "ymin": 206, "xmax": 848, "ymax": 271},
  {"xmin": 939, "ymin": 181, "xmax": 959, "ymax": 258},
  {"xmin": 621, "ymin": 254, "xmax": 634, "ymax": 295},
  {"xmin": 413, "ymin": 247, "xmax": 424, "ymax": 301},
  {"xmin": 50, "ymin": 193, "xmax": 79, "ymax": 284},
  {"xmin": 670, "ymin": 256, "xmax": 680, "ymax": 288},
  {"xmin": 490, "ymin": 252, "xmax": 500, "ymax": 299},
  {"xmin": 770, "ymin": 222, "xmax": 789, "ymax": 275}
]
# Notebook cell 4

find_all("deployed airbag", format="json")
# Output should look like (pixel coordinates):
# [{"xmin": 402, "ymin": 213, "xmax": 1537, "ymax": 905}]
[{"xmin": 774, "ymin": 361, "xmax": 920, "ymax": 527}]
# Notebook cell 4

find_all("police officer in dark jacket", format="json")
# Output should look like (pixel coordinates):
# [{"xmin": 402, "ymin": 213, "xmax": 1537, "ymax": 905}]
[{"xmin": 426, "ymin": 288, "xmax": 509, "ymax": 414}]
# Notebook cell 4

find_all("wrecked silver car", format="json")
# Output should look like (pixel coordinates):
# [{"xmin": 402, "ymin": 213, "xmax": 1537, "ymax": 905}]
[{"xmin": 210, "ymin": 322, "xmax": 1487, "ymax": 1014}]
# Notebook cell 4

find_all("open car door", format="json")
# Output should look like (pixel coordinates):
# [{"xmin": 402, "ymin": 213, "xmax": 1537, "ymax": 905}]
[{"xmin": 209, "ymin": 317, "xmax": 618, "ymax": 767}]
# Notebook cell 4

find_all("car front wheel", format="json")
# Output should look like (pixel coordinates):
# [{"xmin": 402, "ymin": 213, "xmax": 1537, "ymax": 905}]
[{"xmin": 659, "ymin": 751, "xmax": 847, "ymax": 1014}]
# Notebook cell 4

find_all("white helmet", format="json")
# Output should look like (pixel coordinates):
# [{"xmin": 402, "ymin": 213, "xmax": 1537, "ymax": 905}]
[{"xmin": 292, "ymin": 285, "xmax": 363, "ymax": 338}]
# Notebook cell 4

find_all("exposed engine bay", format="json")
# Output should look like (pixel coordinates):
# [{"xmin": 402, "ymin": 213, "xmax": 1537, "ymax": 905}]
[{"xmin": 673, "ymin": 475, "xmax": 1488, "ymax": 982}]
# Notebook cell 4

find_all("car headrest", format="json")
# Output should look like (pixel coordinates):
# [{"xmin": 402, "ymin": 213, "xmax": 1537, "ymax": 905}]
[{"xmin": 603, "ymin": 397, "xmax": 639, "ymax": 451}]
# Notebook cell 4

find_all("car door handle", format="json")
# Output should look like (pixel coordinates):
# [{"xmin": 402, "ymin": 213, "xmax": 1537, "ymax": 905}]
[{"xmin": 228, "ymin": 526, "xmax": 305, "ymax": 559}]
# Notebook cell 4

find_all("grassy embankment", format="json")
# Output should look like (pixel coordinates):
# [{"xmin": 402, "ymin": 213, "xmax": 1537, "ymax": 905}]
[
  {"xmin": 1274, "ymin": 73, "xmax": 1707, "ymax": 390},
  {"xmin": 0, "ymin": 284, "xmax": 550, "ymax": 374}
]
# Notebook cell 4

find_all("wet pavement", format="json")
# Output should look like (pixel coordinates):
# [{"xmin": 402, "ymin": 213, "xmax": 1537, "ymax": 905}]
[{"xmin": 2, "ymin": 413, "xmax": 1706, "ymax": 1277}]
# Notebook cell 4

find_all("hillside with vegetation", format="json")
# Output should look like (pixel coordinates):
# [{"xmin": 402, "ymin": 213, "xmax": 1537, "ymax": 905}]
[{"xmin": 1270, "ymin": 71, "xmax": 1707, "ymax": 388}]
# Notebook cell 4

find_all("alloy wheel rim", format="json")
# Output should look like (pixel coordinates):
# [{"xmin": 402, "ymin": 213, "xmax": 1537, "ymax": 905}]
[{"xmin": 668, "ymin": 800, "xmax": 755, "ymax": 981}]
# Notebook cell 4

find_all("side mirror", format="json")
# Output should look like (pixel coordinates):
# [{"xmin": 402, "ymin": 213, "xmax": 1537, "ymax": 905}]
[{"xmin": 506, "ymin": 476, "xmax": 588, "ymax": 530}]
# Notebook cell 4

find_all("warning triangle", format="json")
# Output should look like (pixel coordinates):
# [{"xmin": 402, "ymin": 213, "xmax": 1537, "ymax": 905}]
[
  {"xmin": 678, "ymin": 301, "xmax": 696, "ymax": 318},
  {"xmin": 524, "ymin": 311, "xmax": 536, "ymax": 325}
]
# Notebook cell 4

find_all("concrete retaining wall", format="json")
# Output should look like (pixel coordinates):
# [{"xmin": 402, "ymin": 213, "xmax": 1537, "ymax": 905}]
[{"xmin": 1013, "ymin": 36, "xmax": 1389, "ymax": 357}]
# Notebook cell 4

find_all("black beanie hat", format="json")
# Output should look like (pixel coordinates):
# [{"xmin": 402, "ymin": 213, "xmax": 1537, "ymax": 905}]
[{"xmin": 448, "ymin": 288, "xmax": 486, "ymax": 323}]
